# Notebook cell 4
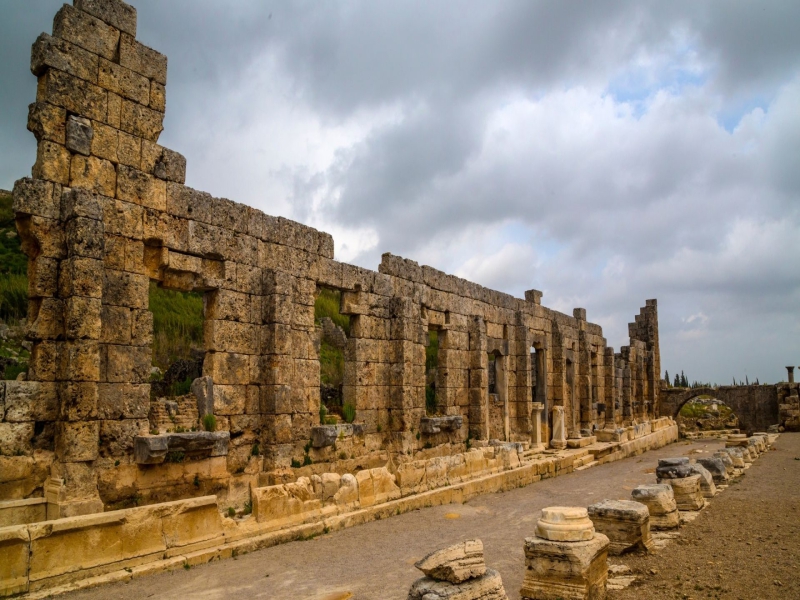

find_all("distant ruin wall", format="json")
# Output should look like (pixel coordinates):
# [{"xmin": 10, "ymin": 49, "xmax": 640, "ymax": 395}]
[{"xmin": 2, "ymin": 0, "xmax": 661, "ymax": 516}]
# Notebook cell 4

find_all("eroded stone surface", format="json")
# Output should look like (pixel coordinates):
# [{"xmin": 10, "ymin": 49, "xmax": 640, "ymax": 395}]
[
  {"xmin": 408, "ymin": 568, "xmax": 508, "ymax": 600},
  {"xmin": 535, "ymin": 506, "xmax": 595, "ymax": 542},
  {"xmin": 588, "ymin": 499, "xmax": 653, "ymax": 555},
  {"xmin": 415, "ymin": 539, "xmax": 486, "ymax": 584}
]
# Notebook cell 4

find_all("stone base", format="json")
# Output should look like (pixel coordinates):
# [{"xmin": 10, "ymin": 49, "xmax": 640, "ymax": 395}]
[
  {"xmin": 587, "ymin": 500, "xmax": 653, "ymax": 555},
  {"xmin": 521, "ymin": 533, "xmax": 609, "ymax": 600},
  {"xmin": 567, "ymin": 436, "xmax": 597, "ymax": 449},
  {"xmin": 408, "ymin": 568, "xmax": 508, "ymax": 600},
  {"xmin": 550, "ymin": 440, "xmax": 567, "ymax": 450},
  {"xmin": 663, "ymin": 476, "xmax": 705, "ymax": 511},
  {"xmin": 649, "ymin": 510, "xmax": 681, "ymax": 531}
]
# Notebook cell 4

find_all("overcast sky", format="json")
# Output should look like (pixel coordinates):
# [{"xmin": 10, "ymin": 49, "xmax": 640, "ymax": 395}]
[{"xmin": 1, "ymin": 1, "xmax": 798, "ymax": 385}]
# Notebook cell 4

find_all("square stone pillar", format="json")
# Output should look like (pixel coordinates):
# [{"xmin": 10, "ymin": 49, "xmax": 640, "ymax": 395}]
[
  {"xmin": 587, "ymin": 499, "xmax": 654, "ymax": 555},
  {"xmin": 787, "ymin": 366, "xmax": 795, "ymax": 383},
  {"xmin": 531, "ymin": 402, "xmax": 545, "ymax": 451},
  {"xmin": 550, "ymin": 405, "xmax": 566, "ymax": 450}
]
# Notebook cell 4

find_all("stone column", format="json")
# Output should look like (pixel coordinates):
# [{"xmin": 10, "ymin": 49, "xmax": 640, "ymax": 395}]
[
  {"xmin": 531, "ymin": 402, "xmax": 545, "ymax": 451},
  {"xmin": 787, "ymin": 366, "xmax": 795, "ymax": 383},
  {"xmin": 550, "ymin": 405, "xmax": 566, "ymax": 449}
]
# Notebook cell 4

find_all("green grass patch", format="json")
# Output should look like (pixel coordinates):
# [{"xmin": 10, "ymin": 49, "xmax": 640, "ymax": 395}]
[
  {"xmin": 149, "ymin": 282, "xmax": 204, "ymax": 371},
  {"xmin": 314, "ymin": 288, "xmax": 349, "ymax": 335},
  {"xmin": 0, "ymin": 273, "xmax": 27, "ymax": 323}
]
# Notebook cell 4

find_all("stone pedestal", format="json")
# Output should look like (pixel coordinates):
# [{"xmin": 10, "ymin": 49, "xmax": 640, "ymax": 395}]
[
  {"xmin": 631, "ymin": 484, "xmax": 680, "ymax": 530},
  {"xmin": 550, "ymin": 406, "xmax": 567, "ymax": 450},
  {"xmin": 587, "ymin": 500, "xmax": 653, "ymax": 555},
  {"xmin": 531, "ymin": 402, "xmax": 546, "ymax": 452},
  {"xmin": 697, "ymin": 457, "xmax": 729, "ymax": 485},
  {"xmin": 408, "ymin": 539, "xmax": 508, "ymax": 600},
  {"xmin": 687, "ymin": 464, "xmax": 717, "ymax": 498},
  {"xmin": 719, "ymin": 447, "xmax": 746, "ymax": 469},
  {"xmin": 521, "ymin": 507, "xmax": 609, "ymax": 600},
  {"xmin": 663, "ymin": 475, "xmax": 705, "ymax": 511}
]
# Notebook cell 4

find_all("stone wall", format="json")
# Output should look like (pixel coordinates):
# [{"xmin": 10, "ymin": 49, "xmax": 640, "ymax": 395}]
[{"xmin": 1, "ymin": 0, "xmax": 662, "ymax": 516}]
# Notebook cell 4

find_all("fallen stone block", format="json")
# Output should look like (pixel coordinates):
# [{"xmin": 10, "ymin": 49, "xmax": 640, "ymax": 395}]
[
  {"xmin": 415, "ymin": 539, "xmax": 486, "ymax": 584},
  {"xmin": 133, "ymin": 431, "xmax": 229, "ymax": 464},
  {"xmin": 408, "ymin": 568, "xmax": 508, "ymax": 600},
  {"xmin": 588, "ymin": 499, "xmax": 653, "ymax": 555},
  {"xmin": 631, "ymin": 483, "xmax": 680, "ymax": 530},
  {"xmin": 697, "ymin": 457, "xmax": 729, "ymax": 485},
  {"xmin": 662, "ymin": 474, "xmax": 704, "ymax": 511},
  {"xmin": 686, "ymin": 463, "xmax": 717, "ymax": 498},
  {"xmin": 655, "ymin": 457, "xmax": 693, "ymax": 480}
]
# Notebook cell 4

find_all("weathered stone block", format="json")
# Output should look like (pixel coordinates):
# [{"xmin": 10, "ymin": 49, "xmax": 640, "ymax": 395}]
[
  {"xmin": 587, "ymin": 499, "xmax": 652, "ymax": 555},
  {"xmin": 31, "ymin": 32, "xmax": 99, "ymax": 84},
  {"xmin": 28, "ymin": 297, "xmax": 65, "ymax": 340},
  {"xmin": 103, "ymin": 269, "xmax": 149, "ymax": 308},
  {"xmin": 535, "ymin": 506, "xmax": 595, "ymax": 542},
  {"xmin": 28, "ymin": 256, "xmax": 59, "ymax": 297},
  {"xmin": 663, "ymin": 475, "xmax": 705, "ymax": 511},
  {"xmin": 696, "ymin": 457, "xmax": 729, "ymax": 485},
  {"xmin": 310, "ymin": 423, "xmax": 365, "ymax": 448},
  {"xmin": 12, "ymin": 177, "xmax": 60, "ymax": 219},
  {"xmin": 98, "ymin": 57, "xmax": 150, "ymax": 105},
  {"xmin": 32, "ymin": 140, "xmax": 70, "ymax": 185},
  {"xmin": 103, "ymin": 344, "xmax": 150, "ymax": 383},
  {"xmin": 99, "ymin": 419, "xmax": 148, "ymax": 457},
  {"xmin": 213, "ymin": 384, "xmax": 247, "ymax": 416},
  {"xmin": 74, "ymin": 0, "xmax": 137, "ymax": 37},
  {"xmin": 96, "ymin": 383, "xmax": 149, "ymax": 419},
  {"xmin": 0, "ymin": 423, "xmax": 34, "ymax": 456},
  {"xmin": 59, "ymin": 340, "xmax": 101, "ymax": 382},
  {"xmin": 119, "ymin": 97, "xmax": 164, "ymax": 142},
  {"xmin": 65, "ymin": 296, "xmax": 102, "ymax": 339},
  {"xmin": 3, "ymin": 381, "xmax": 58, "ymax": 422},
  {"xmin": 0, "ymin": 525, "xmax": 29, "ymax": 597},
  {"xmin": 116, "ymin": 164, "xmax": 166, "ymax": 210},
  {"xmin": 69, "ymin": 154, "xmax": 116, "ymax": 197},
  {"xmin": 150, "ymin": 81, "xmax": 166, "ymax": 112},
  {"xmin": 55, "ymin": 420, "xmax": 99, "ymax": 462},
  {"xmin": 130, "ymin": 309, "xmax": 152, "ymax": 345},
  {"xmin": 61, "ymin": 187, "xmax": 102, "ymax": 220},
  {"xmin": 59, "ymin": 257, "xmax": 103, "ymax": 298},
  {"xmin": 630, "ymin": 483, "xmax": 680, "ymax": 530},
  {"xmin": 58, "ymin": 381, "xmax": 98, "ymax": 421},
  {"xmin": 27, "ymin": 101, "xmax": 66, "ymax": 145},
  {"xmin": 117, "ymin": 131, "xmax": 142, "ymax": 168},
  {"xmin": 37, "ymin": 69, "xmax": 107, "ymax": 123},
  {"xmin": 53, "ymin": 4, "xmax": 120, "ymax": 61},
  {"xmin": 65, "ymin": 115, "xmax": 93, "ymax": 155},
  {"xmin": 119, "ymin": 33, "xmax": 167, "ymax": 84},
  {"xmin": 153, "ymin": 147, "xmax": 186, "ymax": 184},
  {"xmin": 65, "ymin": 216, "xmax": 104, "ymax": 258},
  {"xmin": 408, "ymin": 568, "xmax": 508, "ymax": 600},
  {"xmin": 415, "ymin": 539, "xmax": 486, "ymax": 584}
]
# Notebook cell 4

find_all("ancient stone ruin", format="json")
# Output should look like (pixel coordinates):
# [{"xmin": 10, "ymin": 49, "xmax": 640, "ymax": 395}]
[{"xmin": 12, "ymin": 0, "xmax": 784, "ymax": 597}]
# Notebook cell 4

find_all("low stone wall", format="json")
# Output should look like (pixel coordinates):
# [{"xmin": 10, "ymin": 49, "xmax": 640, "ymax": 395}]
[{"xmin": 0, "ymin": 420, "xmax": 676, "ymax": 598}]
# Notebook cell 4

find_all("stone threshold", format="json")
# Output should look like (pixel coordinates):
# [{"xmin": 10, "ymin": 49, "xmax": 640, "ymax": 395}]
[{"xmin": 18, "ymin": 423, "xmax": 678, "ymax": 599}]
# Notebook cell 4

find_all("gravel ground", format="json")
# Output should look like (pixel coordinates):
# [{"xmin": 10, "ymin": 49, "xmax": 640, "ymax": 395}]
[
  {"xmin": 59, "ymin": 436, "xmax": 796, "ymax": 600},
  {"xmin": 610, "ymin": 433, "xmax": 800, "ymax": 600}
]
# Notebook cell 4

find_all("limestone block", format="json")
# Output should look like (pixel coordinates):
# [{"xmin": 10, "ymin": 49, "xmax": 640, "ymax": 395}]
[
  {"xmin": 521, "ymin": 533, "xmax": 609, "ymax": 600},
  {"xmin": 32, "ymin": 140, "xmax": 70, "ymax": 185},
  {"xmin": 65, "ymin": 115, "xmax": 93, "ymax": 155},
  {"xmin": 31, "ymin": 32, "xmax": 98, "ymax": 85},
  {"xmin": 116, "ymin": 164, "xmax": 166, "ymax": 210},
  {"xmin": 69, "ymin": 155, "xmax": 116, "ymax": 197},
  {"xmin": 356, "ymin": 467, "xmax": 400, "ymax": 508},
  {"xmin": 587, "ymin": 500, "xmax": 652, "ymax": 555},
  {"xmin": 654, "ymin": 457, "xmax": 692, "ymax": 480},
  {"xmin": 27, "ymin": 101, "xmax": 67, "ymax": 145},
  {"xmin": 59, "ymin": 257, "xmax": 103, "ymax": 298},
  {"xmin": 408, "ymin": 568, "xmax": 508, "ymax": 600},
  {"xmin": 74, "ymin": 0, "xmax": 137, "ymax": 37},
  {"xmin": 191, "ymin": 376, "xmax": 214, "ymax": 417},
  {"xmin": 535, "ymin": 507, "xmax": 595, "ymax": 542},
  {"xmin": 204, "ymin": 352, "xmax": 248, "ymax": 385},
  {"xmin": 696, "ymin": 457, "xmax": 729, "ymax": 485},
  {"xmin": 55, "ymin": 420, "xmax": 99, "ymax": 462},
  {"xmin": 103, "ymin": 269, "xmax": 149, "ymax": 308},
  {"xmin": 52, "ymin": 4, "xmax": 120, "ymax": 61},
  {"xmin": 99, "ymin": 418, "xmax": 148, "ymax": 457},
  {"xmin": 0, "ymin": 423, "xmax": 34, "ymax": 456},
  {"xmin": 154, "ymin": 147, "xmax": 186, "ymax": 183},
  {"xmin": 118, "ymin": 98, "xmax": 164, "ymax": 142},
  {"xmin": 310, "ymin": 423, "xmax": 365, "ymax": 448},
  {"xmin": 118, "ymin": 130, "xmax": 142, "ymax": 168},
  {"xmin": 12, "ymin": 177, "xmax": 61, "ymax": 219},
  {"xmin": 663, "ymin": 475, "xmax": 704, "ymax": 511},
  {"xmin": 58, "ymin": 340, "xmax": 101, "ymax": 382},
  {"xmin": 3, "ymin": 381, "xmax": 58, "ymax": 422},
  {"xmin": 150, "ymin": 81, "xmax": 166, "ymax": 112},
  {"xmin": 415, "ymin": 539, "xmax": 486, "ymax": 584},
  {"xmin": 28, "ymin": 257, "xmax": 59, "ymax": 297},
  {"xmin": 334, "ymin": 473, "xmax": 359, "ymax": 507},
  {"xmin": 98, "ymin": 57, "xmax": 150, "ymax": 105},
  {"xmin": 119, "ymin": 33, "xmax": 168, "ymax": 85},
  {"xmin": 0, "ymin": 525, "xmax": 30, "ymax": 597},
  {"xmin": 213, "ymin": 384, "xmax": 247, "ymax": 416},
  {"xmin": 321, "ymin": 472, "xmax": 341, "ymax": 503},
  {"xmin": 103, "ymin": 344, "xmax": 150, "ymax": 383},
  {"xmin": 630, "ymin": 483, "xmax": 679, "ymax": 530},
  {"xmin": 65, "ymin": 215, "xmax": 104, "ymax": 259},
  {"xmin": 251, "ymin": 479, "xmax": 322, "ymax": 528},
  {"xmin": 131, "ymin": 310, "xmax": 152, "ymax": 345},
  {"xmin": 61, "ymin": 187, "xmax": 102, "ymax": 220},
  {"xmin": 686, "ymin": 464, "xmax": 717, "ymax": 498},
  {"xmin": 65, "ymin": 296, "xmax": 102, "ymax": 339},
  {"xmin": 712, "ymin": 451, "xmax": 736, "ymax": 476},
  {"xmin": 58, "ymin": 382, "xmax": 98, "ymax": 421},
  {"xmin": 37, "ymin": 69, "xmax": 107, "ymax": 123},
  {"xmin": 133, "ymin": 431, "xmax": 229, "ymax": 464}
]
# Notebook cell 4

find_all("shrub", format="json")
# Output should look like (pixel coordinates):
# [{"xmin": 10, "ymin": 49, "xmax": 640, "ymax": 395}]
[
  {"xmin": 342, "ymin": 402, "xmax": 356, "ymax": 424},
  {"xmin": 319, "ymin": 404, "xmax": 328, "ymax": 425},
  {"xmin": 0, "ymin": 274, "xmax": 27, "ymax": 323},
  {"xmin": 202, "ymin": 414, "xmax": 217, "ymax": 432},
  {"xmin": 303, "ymin": 454, "xmax": 312, "ymax": 466},
  {"xmin": 291, "ymin": 458, "xmax": 302, "ymax": 468},
  {"xmin": 251, "ymin": 442, "xmax": 260, "ymax": 457}
]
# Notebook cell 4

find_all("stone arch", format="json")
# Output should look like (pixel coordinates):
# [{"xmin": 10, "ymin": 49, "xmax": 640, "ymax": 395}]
[{"xmin": 660, "ymin": 386, "xmax": 779, "ymax": 435}]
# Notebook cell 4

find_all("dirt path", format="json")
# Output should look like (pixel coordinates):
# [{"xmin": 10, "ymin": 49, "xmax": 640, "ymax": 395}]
[
  {"xmin": 60, "ymin": 437, "xmax": 795, "ymax": 600},
  {"xmin": 610, "ymin": 433, "xmax": 800, "ymax": 600}
]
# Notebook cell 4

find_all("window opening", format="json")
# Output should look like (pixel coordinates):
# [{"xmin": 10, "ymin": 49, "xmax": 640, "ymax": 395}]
[
  {"xmin": 426, "ymin": 328, "xmax": 439, "ymax": 415},
  {"xmin": 315, "ymin": 287, "xmax": 351, "ymax": 423}
]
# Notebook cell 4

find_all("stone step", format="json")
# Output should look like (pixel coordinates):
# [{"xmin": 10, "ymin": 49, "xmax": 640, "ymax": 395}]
[{"xmin": 575, "ymin": 460, "xmax": 599, "ymax": 471}]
